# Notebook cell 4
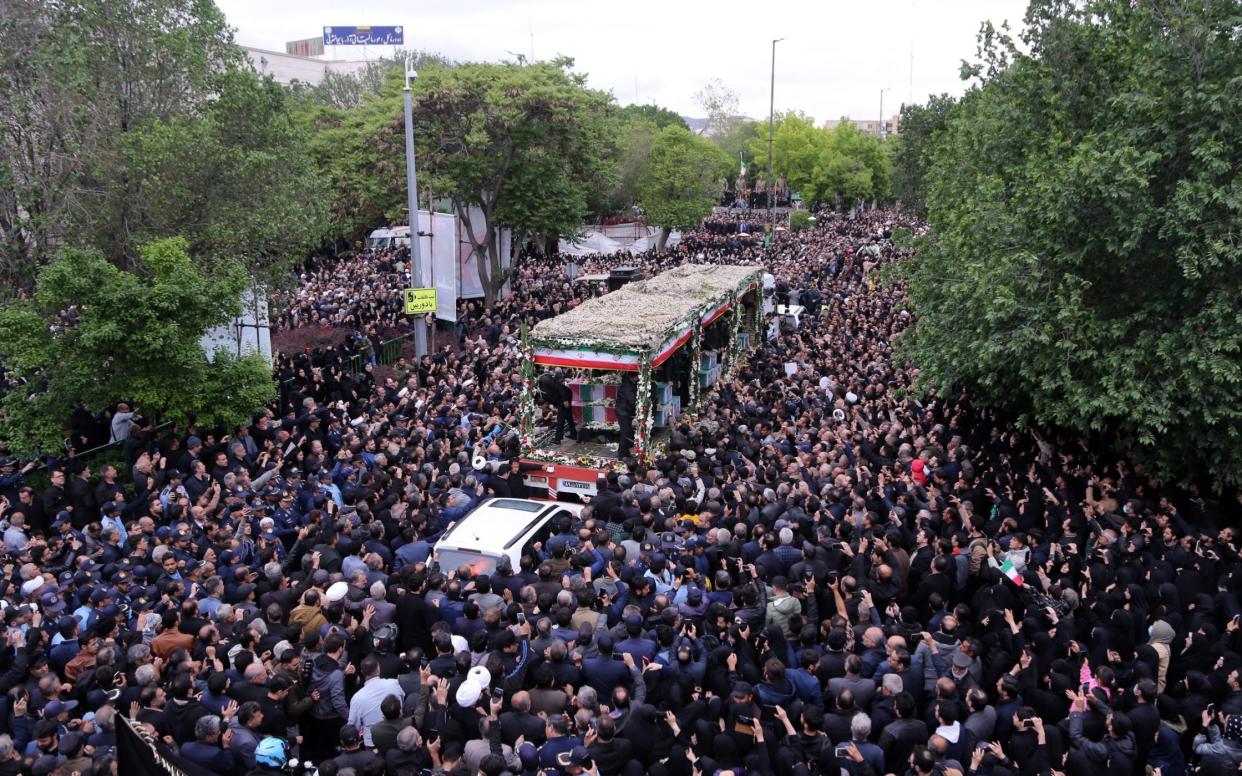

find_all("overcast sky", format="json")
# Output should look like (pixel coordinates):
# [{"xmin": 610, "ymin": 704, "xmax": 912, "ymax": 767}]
[{"xmin": 215, "ymin": 0, "xmax": 1030, "ymax": 122}]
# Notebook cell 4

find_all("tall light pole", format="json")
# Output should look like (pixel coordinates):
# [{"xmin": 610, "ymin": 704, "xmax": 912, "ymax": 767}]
[
  {"xmin": 766, "ymin": 37, "xmax": 784, "ymax": 246},
  {"xmin": 879, "ymin": 86, "xmax": 891, "ymax": 140},
  {"xmin": 403, "ymin": 56, "xmax": 428, "ymax": 358}
]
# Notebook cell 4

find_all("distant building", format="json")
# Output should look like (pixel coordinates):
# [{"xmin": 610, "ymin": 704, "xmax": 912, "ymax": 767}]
[
  {"xmin": 242, "ymin": 46, "xmax": 370, "ymax": 86},
  {"xmin": 824, "ymin": 114, "xmax": 901, "ymax": 139}
]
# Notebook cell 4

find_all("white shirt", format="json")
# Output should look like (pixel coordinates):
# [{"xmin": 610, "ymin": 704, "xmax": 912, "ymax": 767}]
[{"xmin": 347, "ymin": 676, "xmax": 404, "ymax": 746}]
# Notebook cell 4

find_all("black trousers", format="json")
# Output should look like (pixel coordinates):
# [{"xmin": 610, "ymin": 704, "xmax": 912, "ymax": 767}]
[
  {"xmin": 617, "ymin": 413, "xmax": 634, "ymax": 458},
  {"xmin": 554, "ymin": 402, "xmax": 576, "ymax": 442}
]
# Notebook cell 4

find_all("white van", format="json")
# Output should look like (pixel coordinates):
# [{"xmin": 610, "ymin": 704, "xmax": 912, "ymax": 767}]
[
  {"xmin": 432, "ymin": 498, "xmax": 583, "ymax": 575},
  {"xmin": 366, "ymin": 226, "xmax": 410, "ymax": 251}
]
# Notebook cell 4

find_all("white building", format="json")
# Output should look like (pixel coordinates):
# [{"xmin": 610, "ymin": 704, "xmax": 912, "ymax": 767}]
[{"xmin": 243, "ymin": 47, "xmax": 370, "ymax": 86}]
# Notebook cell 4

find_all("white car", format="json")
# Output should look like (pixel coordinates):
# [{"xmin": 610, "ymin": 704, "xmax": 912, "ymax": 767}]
[{"xmin": 432, "ymin": 498, "xmax": 583, "ymax": 575}]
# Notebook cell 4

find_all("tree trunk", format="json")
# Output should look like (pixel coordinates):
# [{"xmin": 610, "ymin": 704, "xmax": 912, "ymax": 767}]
[{"xmin": 655, "ymin": 226, "xmax": 671, "ymax": 253}]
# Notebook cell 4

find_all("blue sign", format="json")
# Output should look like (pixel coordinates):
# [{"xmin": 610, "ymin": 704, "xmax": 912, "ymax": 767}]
[{"xmin": 322, "ymin": 26, "xmax": 404, "ymax": 46}]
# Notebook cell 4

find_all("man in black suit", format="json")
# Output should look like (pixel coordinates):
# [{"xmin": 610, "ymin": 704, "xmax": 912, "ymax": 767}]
[
  {"xmin": 500, "ymin": 691, "xmax": 546, "ymax": 746},
  {"xmin": 538, "ymin": 368, "xmax": 576, "ymax": 444},
  {"xmin": 878, "ymin": 692, "xmax": 929, "ymax": 769}
]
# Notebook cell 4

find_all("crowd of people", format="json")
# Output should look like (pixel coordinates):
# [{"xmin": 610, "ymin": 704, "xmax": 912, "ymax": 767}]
[{"xmin": 0, "ymin": 208, "xmax": 1238, "ymax": 776}]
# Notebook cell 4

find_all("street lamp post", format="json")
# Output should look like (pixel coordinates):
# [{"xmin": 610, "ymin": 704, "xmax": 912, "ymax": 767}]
[
  {"xmin": 766, "ymin": 37, "xmax": 784, "ymax": 246},
  {"xmin": 879, "ymin": 86, "xmax": 891, "ymax": 140},
  {"xmin": 403, "ymin": 57, "xmax": 428, "ymax": 358}
]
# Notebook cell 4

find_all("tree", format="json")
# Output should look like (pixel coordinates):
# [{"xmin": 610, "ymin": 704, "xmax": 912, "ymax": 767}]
[
  {"xmin": 748, "ymin": 112, "xmax": 826, "ymax": 198},
  {"xmin": 693, "ymin": 78, "xmax": 741, "ymax": 137},
  {"xmin": 902, "ymin": 0, "xmax": 1242, "ymax": 487},
  {"xmin": 712, "ymin": 120, "xmax": 763, "ymax": 183},
  {"xmin": 594, "ymin": 118, "xmax": 661, "ymax": 218},
  {"xmin": 617, "ymin": 103, "xmax": 688, "ymax": 131},
  {"xmin": 0, "ymin": 238, "xmax": 274, "ymax": 455},
  {"xmin": 788, "ymin": 211, "xmax": 814, "ymax": 232},
  {"xmin": 810, "ymin": 122, "xmax": 892, "ymax": 207},
  {"xmin": 412, "ymin": 59, "xmax": 617, "ymax": 303},
  {"xmin": 0, "ymin": 0, "xmax": 242, "ymax": 292},
  {"xmin": 126, "ymin": 68, "xmax": 332, "ymax": 282},
  {"xmin": 289, "ymin": 50, "xmax": 451, "ymax": 111},
  {"xmin": 637, "ymin": 126, "xmax": 729, "ymax": 251},
  {"xmin": 891, "ymin": 94, "xmax": 960, "ymax": 214}
]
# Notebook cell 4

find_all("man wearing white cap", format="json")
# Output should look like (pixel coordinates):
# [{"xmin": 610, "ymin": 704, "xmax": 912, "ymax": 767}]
[{"xmin": 325, "ymin": 581, "xmax": 349, "ymax": 605}]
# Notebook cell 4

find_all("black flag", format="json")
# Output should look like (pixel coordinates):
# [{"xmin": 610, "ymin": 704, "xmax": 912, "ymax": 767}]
[{"xmin": 117, "ymin": 715, "xmax": 216, "ymax": 776}]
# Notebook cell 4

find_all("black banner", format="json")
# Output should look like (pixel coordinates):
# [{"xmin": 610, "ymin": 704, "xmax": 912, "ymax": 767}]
[{"xmin": 117, "ymin": 715, "xmax": 216, "ymax": 776}]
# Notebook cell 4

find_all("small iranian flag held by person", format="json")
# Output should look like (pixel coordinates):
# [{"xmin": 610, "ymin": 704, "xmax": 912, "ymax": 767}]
[{"xmin": 1000, "ymin": 559, "xmax": 1023, "ymax": 586}]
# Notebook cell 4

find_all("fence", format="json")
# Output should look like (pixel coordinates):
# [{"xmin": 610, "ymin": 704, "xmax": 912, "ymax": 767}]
[{"xmin": 342, "ymin": 333, "xmax": 415, "ymax": 374}]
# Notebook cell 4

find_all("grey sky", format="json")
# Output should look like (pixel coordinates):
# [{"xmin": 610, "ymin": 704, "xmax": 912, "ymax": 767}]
[{"xmin": 215, "ymin": 0, "xmax": 1029, "ymax": 123}]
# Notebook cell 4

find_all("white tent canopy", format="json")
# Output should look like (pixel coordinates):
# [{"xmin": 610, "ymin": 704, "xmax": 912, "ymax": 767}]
[{"xmin": 559, "ymin": 222, "xmax": 680, "ymax": 257}]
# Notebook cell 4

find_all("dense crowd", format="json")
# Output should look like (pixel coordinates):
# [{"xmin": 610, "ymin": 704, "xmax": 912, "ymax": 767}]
[{"xmin": 0, "ymin": 209, "xmax": 1238, "ymax": 776}]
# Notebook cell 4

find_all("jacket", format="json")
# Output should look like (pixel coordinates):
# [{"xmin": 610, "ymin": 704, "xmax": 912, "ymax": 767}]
[
  {"xmin": 1068, "ymin": 711, "xmax": 1136, "ymax": 765},
  {"xmin": 1148, "ymin": 620, "xmax": 1175, "ymax": 693},
  {"xmin": 1193, "ymin": 723, "xmax": 1242, "ymax": 769},
  {"xmin": 310, "ymin": 653, "xmax": 348, "ymax": 720},
  {"xmin": 765, "ymin": 592, "xmax": 801, "ymax": 637}
]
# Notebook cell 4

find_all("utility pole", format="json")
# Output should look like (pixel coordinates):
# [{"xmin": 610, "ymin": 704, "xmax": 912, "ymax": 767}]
[
  {"xmin": 879, "ymin": 86, "xmax": 891, "ymax": 140},
  {"xmin": 767, "ymin": 37, "xmax": 784, "ymax": 246},
  {"xmin": 403, "ymin": 56, "xmax": 428, "ymax": 358}
]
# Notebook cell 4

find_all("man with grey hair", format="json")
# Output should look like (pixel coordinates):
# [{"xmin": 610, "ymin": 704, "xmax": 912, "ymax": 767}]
[
  {"xmin": 134, "ymin": 663, "xmax": 158, "ymax": 689},
  {"xmin": 385, "ymin": 726, "xmax": 425, "ymax": 774},
  {"xmin": 850, "ymin": 712, "xmax": 885, "ymax": 774},
  {"xmin": 362, "ymin": 581, "xmax": 396, "ymax": 625},
  {"xmin": 0, "ymin": 734, "xmax": 20, "ymax": 771},
  {"xmin": 181, "ymin": 714, "xmax": 236, "ymax": 774}
]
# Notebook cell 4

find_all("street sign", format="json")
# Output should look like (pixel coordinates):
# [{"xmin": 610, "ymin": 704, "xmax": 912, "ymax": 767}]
[
  {"xmin": 322, "ymin": 26, "xmax": 404, "ymax": 46},
  {"xmin": 404, "ymin": 288, "xmax": 437, "ymax": 314}
]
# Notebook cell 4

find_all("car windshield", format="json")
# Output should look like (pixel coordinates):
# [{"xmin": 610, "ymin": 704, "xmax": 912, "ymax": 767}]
[{"xmin": 436, "ymin": 548, "xmax": 501, "ymax": 576}]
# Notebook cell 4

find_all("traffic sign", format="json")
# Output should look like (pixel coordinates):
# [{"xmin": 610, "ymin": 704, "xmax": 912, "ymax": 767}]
[{"xmin": 404, "ymin": 288, "xmax": 437, "ymax": 314}]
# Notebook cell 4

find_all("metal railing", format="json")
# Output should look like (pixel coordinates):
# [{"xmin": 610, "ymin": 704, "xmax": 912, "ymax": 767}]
[{"xmin": 343, "ymin": 333, "xmax": 415, "ymax": 374}]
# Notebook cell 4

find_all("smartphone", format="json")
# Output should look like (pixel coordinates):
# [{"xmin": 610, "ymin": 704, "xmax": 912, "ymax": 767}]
[
  {"xmin": 419, "ymin": 657, "xmax": 430, "ymax": 670},
  {"xmin": 491, "ymin": 686, "xmax": 504, "ymax": 702},
  {"xmin": 611, "ymin": 653, "xmax": 627, "ymax": 662},
  {"xmin": 516, "ymin": 612, "xmax": 526, "ymax": 625},
  {"xmin": 835, "ymin": 744, "xmax": 851, "ymax": 758}
]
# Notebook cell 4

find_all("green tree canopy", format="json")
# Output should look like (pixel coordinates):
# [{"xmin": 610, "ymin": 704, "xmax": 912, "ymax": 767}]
[
  {"xmin": 0, "ymin": 0, "xmax": 328, "ymax": 292},
  {"xmin": 902, "ymin": 0, "xmax": 1242, "ymax": 487},
  {"xmin": 638, "ymin": 125, "xmax": 729, "ymax": 251},
  {"xmin": 412, "ymin": 59, "xmax": 618, "ymax": 302},
  {"xmin": 0, "ymin": 239, "xmax": 274, "ymax": 455},
  {"xmin": 891, "ymin": 93, "xmax": 960, "ymax": 214},
  {"xmin": 810, "ymin": 121, "xmax": 892, "ymax": 207},
  {"xmin": 592, "ymin": 117, "xmax": 662, "ymax": 218},
  {"xmin": 126, "ymin": 68, "xmax": 331, "ymax": 282},
  {"xmin": 617, "ymin": 103, "xmax": 688, "ymax": 131},
  {"xmin": 748, "ymin": 112, "xmax": 823, "ymax": 198}
]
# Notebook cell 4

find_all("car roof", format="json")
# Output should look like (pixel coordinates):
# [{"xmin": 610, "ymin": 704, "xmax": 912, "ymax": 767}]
[{"xmin": 436, "ymin": 498, "xmax": 582, "ymax": 554}]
